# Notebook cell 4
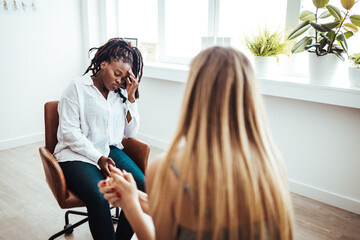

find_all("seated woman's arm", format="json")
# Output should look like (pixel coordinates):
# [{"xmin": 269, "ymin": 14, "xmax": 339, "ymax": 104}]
[{"xmin": 57, "ymin": 85, "xmax": 103, "ymax": 163}]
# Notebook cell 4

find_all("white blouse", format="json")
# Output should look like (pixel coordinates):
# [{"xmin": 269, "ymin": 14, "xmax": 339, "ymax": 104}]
[{"xmin": 53, "ymin": 74, "xmax": 140, "ymax": 168}]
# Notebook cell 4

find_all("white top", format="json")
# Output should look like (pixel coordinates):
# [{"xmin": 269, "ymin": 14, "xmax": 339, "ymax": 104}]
[{"xmin": 53, "ymin": 74, "xmax": 140, "ymax": 168}]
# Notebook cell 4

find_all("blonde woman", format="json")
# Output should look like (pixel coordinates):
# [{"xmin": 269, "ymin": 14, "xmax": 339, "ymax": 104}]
[{"xmin": 98, "ymin": 46, "xmax": 294, "ymax": 240}]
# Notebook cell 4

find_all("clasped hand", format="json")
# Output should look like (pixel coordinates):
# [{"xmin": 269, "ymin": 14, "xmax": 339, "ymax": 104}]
[
  {"xmin": 98, "ymin": 156, "xmax": 115, "ymax": 176},
  {"xmin": 98, "ymin": 164, "xmax": 139, "ymax": 212}
]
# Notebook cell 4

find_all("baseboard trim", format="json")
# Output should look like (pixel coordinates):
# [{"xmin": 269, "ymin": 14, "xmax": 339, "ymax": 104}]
[
  {"xmin": 136, "ymin": 132, "xmax": 170, "ymax": 150},
  {"xmin": 289, "ymin": 179, "xmax": 360, "ymax": 214},
  {"xmin": 0, "ymin": 132, "xmax": 44, "ymax": 151}
]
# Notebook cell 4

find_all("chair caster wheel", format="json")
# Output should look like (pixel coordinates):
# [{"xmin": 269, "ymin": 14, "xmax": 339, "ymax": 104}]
[{"xmin": 64, "ymin": 224, "xmax": 74, "ymax": 234}]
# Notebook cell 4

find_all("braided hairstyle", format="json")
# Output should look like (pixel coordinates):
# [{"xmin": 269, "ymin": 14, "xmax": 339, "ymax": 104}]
[{"xmin": 84, "ymin": 38, "xmax": 143, "ymax": 102}]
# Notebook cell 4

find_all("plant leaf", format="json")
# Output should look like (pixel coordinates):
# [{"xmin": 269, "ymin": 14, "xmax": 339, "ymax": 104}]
[
  {"xmin": 344, "ymin": 31, "xmax": 354, "ymax": 38},
  {"xmin": 309, "ymin": 28, "xmax": 316, "ymax": 36},
  {"xmin": 288, "ymin": 20, "xmax": 311, "ymax": 40},
  {"xmin": 350, "ymin": 15, "xmax": 360, "ymax": 27},
  {"xmin": 349, "ymin": 53, "xmax": 360, "ymax": 65},
  {"xmin": 332, "ymin": 44, "xmax": 344, "ymax": 53},
  {"xmin": 338, "ymin": 41, "xmax": 347, "ymax": 53},
  {"xmin": 322, "ymin": 21, "xmax": 341, "ymax": 30},
  {"xmin": 319, "ymin": 37, "xmax": 328, "ymax": 49},
  {"xmin": 336, "ymin": 33, "xmax": 348, "ymax": 53},
  {"xmin": 320, "ymin": 33, "xmax": 331, "ymax": 43},
  {"xmin": 313, "ymin": 0, "xmax": 330, "ymax": 8},
  {"xmin": 300, "ymin": 10, "xmax": 316, "ymax": 21},
  {"xmin": 291, "ymin": 36, "xmax": 313, "ymax": 54},
  {"xmin": 319, "ymin": 10, "xmax": 332, "ymax": 18},
  {"xmin": 305, "ymin": 43, "xmax": 321, "ymax": 50},
  {"xmin": 244, "ymin": 28, "xmax": 293, "ymax": 57},
  {"xmin": 310, "ymin": 22, "xmax": 331, "ymax": 32},
  {"xmin": 317, "ymin": 50, "xmax": 328, "ymax": 56},
  {"xmin": 326, "ymin": 30, "xmax": 336, "ymax": 42},
  {"xmin": 344, "ymin": 23, "xmax": 358, "ymax": 32},
  {"xmin": 326, "ymin": 4, "xmax": 342, "ymax": 20},
  {"xmin": 341, "ymin": 0, "xmax": 355, "ymax": 10},
  {"xmin": 333, "ymin": 51, "xmax": 345, "ymax": 61}
]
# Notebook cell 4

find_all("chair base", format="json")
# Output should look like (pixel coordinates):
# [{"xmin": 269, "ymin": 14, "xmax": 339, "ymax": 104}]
[{"xmin": 48, "ymin": 207, "xmax": 120, "ymax": 240}]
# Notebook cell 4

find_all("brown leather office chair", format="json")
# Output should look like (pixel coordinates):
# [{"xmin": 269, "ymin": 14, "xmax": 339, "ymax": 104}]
[{"xmin": 39, "ymin": 101, "xmax": 150, "ymax": 239}]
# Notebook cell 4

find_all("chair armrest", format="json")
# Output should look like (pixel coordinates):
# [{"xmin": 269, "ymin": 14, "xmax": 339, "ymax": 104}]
[{"xmin": 122, "ymin": 138, "xmax": 150, "ymax": 174}]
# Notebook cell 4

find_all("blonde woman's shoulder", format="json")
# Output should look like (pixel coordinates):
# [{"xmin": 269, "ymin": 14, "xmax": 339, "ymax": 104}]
[
  {"xmin": 146, "ymin": 148, "xmax": 184, "ymax": 193},
  {"xmin": 146, "ymin": 152, "xmax": 166, "ymax": 194},
  {"xmin": 146, "ymin": 152, "xmax": 166, "ymax": 181}
]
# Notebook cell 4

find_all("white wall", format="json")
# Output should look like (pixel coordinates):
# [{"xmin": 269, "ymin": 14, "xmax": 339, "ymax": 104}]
[
  {"xmin": 264, "ymin": 96, "xmax": 360, "ymax": 214},
  {"xmin": 0, "ymin": 0, "xmax": 85, "ymax": 150},
  {"xmin": 137, "ymin": 77, "xmax": 360, "ymax": 214},
  {"xmin": 137, "ymin": 77, "xmax": 186, "ymax": 149}
]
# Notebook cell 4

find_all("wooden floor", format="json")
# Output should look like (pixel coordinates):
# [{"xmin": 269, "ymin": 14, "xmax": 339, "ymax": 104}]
[{"xmin": 0, "ymin": 142, "xmax": 359, "ymax": 240}]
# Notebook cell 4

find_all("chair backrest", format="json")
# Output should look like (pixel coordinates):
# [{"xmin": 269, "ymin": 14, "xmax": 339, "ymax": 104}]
[
  {"xmin": 40, "ymin": 100, "xmax": 84, "ymax": 208},
  {"xmin": 44, "ymin": 101, "xmax": 59, "ymax": 154}
]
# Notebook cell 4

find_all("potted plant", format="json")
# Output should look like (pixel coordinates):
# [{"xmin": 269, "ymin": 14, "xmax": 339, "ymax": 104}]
[
  {"xmin": 139, "ymin": 42, "xmax": 158, "ymax": 62},
  {"xmin": 287, "ymin": 0, "xmax": 360, "ymax": 85},
  {"xmin": 244, "ymin": 27, "xmax": 293, "ymax": 77},
  {"xmin": 349, "ymin": 53, "xmax": 360, "ymax": 87}
]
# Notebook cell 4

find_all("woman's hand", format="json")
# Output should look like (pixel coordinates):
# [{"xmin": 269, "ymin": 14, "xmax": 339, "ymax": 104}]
[
  {"xmin": 126, "ymin": 68, "xmax": 139, "ymax": 103},
  {"xmin": 98, "ymin": 176, "xmax": 123, "ymax": 208},
  {"xmin": 98, "ymin": 165, "xmax": 140, "ymax": 212},
  {"xmin": 98, "ymin": 166, "xmax": 155, "ymax": 240},
  {"xmin": 98, "ymin": 156, "xmax": 115, "ymax": 177}
]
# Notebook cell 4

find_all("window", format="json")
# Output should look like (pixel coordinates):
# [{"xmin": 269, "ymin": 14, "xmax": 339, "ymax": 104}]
[
  {"xmin": 113, "ymin": 0, "xmax": 301, "ymax": 64},
  {"xmin": 159, "ymin": 0, "xmax": 208, "ymax": 63},
  {"xmin": 159, "ymin": 0, "xmax": 293, "ymax": 64},
  {"xmin": 117, "ymin": 0, "xmax": 157, "ymax": 43},
  {"xmin": 218, "ymin": 0, "xmax": 288, "ymax": 39},
  {"xmin": 117, "ymin": 0, "xmax": 158, "ymax": 60}
]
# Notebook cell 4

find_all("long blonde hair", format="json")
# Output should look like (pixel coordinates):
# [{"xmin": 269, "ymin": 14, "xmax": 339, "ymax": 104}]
[{"xmin": 150, "ymin": 47, "xmax": 294, "ymax": 240}]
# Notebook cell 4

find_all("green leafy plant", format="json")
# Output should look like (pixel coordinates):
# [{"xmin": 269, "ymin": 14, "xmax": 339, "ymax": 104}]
[
  {"xmin": 139, "ymin": 42, "xmax": 153, "ymax": 54},
  {"xmin": 287, "ymin": 0, "xmax": 360, "ymax": 60},
  {"xmin": 245, "ymin": 27, "xmax": 293, "ymax": 57},
  {"xmin": 349, "ymin": 53, "xmax": 360, "ymax": 67}
]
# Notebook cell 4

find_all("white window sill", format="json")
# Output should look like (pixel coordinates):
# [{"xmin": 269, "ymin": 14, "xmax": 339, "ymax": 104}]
[
  {"xmin": 143, "ymin": 61, "xmax": 360, "ymax": 109},
  {"xmin": 143, "ymin": 61, "xmax": 189, "ymax": 83}
]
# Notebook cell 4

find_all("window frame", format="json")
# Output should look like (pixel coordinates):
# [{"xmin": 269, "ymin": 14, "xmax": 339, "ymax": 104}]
[
  {"xmin": 157, "ymin": 0, "xmax": 301, "ymax": 64},
  {"xmin": 93, "ymin": 0, "xmax": 302, "ymax": 65}
]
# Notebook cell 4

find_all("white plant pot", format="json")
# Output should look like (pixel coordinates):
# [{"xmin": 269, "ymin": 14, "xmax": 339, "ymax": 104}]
[
  {"xmin": 253, "ymin": 57, "xmax": 277, "ymax": 77},
  {"xmin": 348, "ymin": 67, "xmax": 360, "ymax": 87},
  {"xmin": 308, "ymin": 53, "xmax": 340, "ymax": 85},
  {"xmin": 277, "ymin": 54, "xmax": 297, "ymax": 76}
]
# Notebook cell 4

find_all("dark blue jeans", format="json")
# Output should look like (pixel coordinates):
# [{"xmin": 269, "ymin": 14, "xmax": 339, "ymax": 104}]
[{"xmin": 59, "ymin": 146, "xmax": 145, "ymax": 240}]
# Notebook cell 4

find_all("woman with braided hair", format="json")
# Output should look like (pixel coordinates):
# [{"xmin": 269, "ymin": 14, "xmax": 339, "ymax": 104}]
[{"xmin": 54, "ymin": 37, "xmax": 144, "ymax": 240}]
